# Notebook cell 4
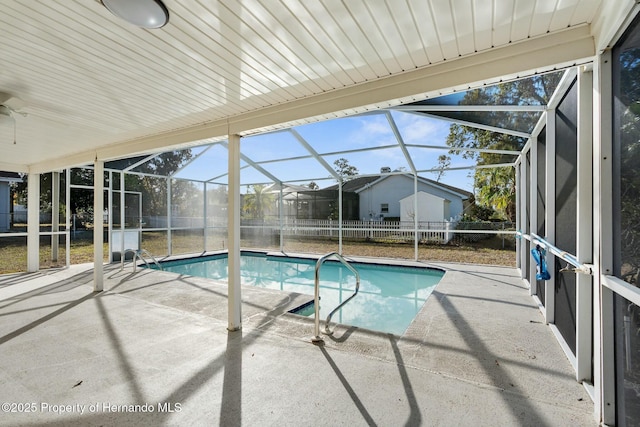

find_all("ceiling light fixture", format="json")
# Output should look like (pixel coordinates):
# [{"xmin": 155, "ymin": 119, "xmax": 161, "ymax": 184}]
[{"xmin": 101, "ymin": 0, "xmax": 169, "ymax": 29}]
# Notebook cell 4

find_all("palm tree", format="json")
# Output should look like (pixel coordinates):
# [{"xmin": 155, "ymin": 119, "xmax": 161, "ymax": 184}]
[
  {"xmin": 243, "ymin": 184, "xmax": 275, "ymax": 219},
  {"xmin": 475, "ymin": 166, "xmax": 515, "ymax": 221}
]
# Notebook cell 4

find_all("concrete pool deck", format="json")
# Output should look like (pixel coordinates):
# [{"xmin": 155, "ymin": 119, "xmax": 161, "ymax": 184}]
[{"xmin": 0, "ymin": 259, "xmax": 594, "ymax": 426}]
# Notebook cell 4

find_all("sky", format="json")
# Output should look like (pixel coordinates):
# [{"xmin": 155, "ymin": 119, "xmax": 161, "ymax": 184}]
[{"xmin": 174, "ymin": 110, "xmax": 479, "ymax": 194}]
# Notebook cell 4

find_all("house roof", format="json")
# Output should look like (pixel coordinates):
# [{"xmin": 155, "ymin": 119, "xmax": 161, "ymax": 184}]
[
  {"xmin": 325, "ymin": 173, "xmax": 472, "ymax": 200},
  {"xmin": 419, "ymin": 177, "xmax": 474, "ymax": 200},
  {"xmin": 399, "ymin": 191, "xmax": 445, "ymax": 203},
  {"xmin": 0, "ymin": 171, "xmax": 21, "ymax": 182},
  {"xmin": 323, "ymin": 176, "xmax": 381, "ymax": 193},
  {"xmin": 0, "ymin": 0, "xmax": 610, "ymax": 175}
]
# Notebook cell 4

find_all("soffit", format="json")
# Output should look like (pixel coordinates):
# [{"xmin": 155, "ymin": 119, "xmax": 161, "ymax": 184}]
[{"xmin": 0, "ymin": 0, "xmax": 604, "ymax": 173}]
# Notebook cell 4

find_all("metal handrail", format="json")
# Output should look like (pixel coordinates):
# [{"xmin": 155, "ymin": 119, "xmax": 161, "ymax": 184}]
[
  {"xmin": 121, "ymin": 248, "xmax": 162, "ymax": 272},
  {"xmin": 312, "ymin": 252, "xmax": 360, "ymax": 342},
  {"xmin": 528, "ymin": 233, "xmax": 593, "ymax": 275}
]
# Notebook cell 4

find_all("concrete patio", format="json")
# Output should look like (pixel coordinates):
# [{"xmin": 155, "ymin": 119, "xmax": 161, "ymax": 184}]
[{"xmin": 0, "ymin": 260, "xmax": 594, "ymax": 426}]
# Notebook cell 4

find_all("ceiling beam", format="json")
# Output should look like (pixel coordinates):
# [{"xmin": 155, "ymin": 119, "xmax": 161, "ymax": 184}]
[
  {"xmin": 220, "ymin": 141, "xmax": 282, "ymax": 185},
  {"xmin": 289, "ymin": 129, "xmax": 340, "ymax": 180},
  {"xmin": 404, "ymin": 143, "xmax": 521, "ymax": 156},
  {"xmin": 416, "ymin": 112, "xmax": 531, "ymax": 138},
  {"xmin": 385, "ymin": 112, "xmax": 416, "ymax": 174},
  {"xmin": 390, "ymin": 105, "xmax": 546, "ymax": 112}
]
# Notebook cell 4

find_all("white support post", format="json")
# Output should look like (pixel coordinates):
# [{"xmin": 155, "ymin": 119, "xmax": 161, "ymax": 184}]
[
  {"xmin": 515, "ymin": 164, "xmax": 521, "ymax": 269},
  {"xmin": 227, "ymin": 134, "xmax": 242, "ymax": 331},
  {"xmin": 279, "ymin": 186, "xmax": 284, "ymax": 252},
  {"xmin": 167, "ymin": 178, "xmax": 172, "ymax": 256},
  {"xmin": 120, "ymin": 172, "xmax": 125, "ymax": 258},
  {"xmin": 65, "ymin": 168, "xmax": 70, "ymax": 267},
  {"xmin": 576, "ymin": 66, "xmax": 594, "ymax": 383},
  {"xmin": 414, "ymin": 174, "xmax": 418, "ymax": 261},
  {"xmin": 519, "ymin": 156, "xmax": 528, "ymax": 280},
  {"xmin": 93, "ymin": 159, "xmax": 104, "ymax": 292},
  {"xmin": 203, "ymin": 182, "xmax": 208, "ymax": 252},
  {"xmin": 338, "ymin": 180, "xmax": 343, "ymax": 255},
  {"xmin": 593, "ymin": 50, "xmax": 615, "ymax": 425},
  {"xmin": 26, "ymin": 173, "xmax": 40, "ymax": 272},
  {"xmin": 545, "ymin": 110, "xmax": 556, "ymax": 324},
  {"xmin": 529, "ymin": 135, "xmax": 538, "ymax": 297},
  {"xmin": 51, "ymin": 171, "xmax": 60, "ymax": 262},
  {"xmin": 106, "ymin": 171, "xmax": 113, "ymax": 263}
]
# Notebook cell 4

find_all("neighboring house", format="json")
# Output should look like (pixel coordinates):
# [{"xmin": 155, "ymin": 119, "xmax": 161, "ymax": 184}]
[
  {"xmin": 0, "ymin": 171, "xmax": 21, "ymax": 231},
  {"xmin": 320, "ymin": 169, "xmax": 472, "ymax": 223},
  {"xmin": 352, "ymin": 172, "xmax": 472, "ymax": 222},
  {"xmin": 253, "ymin": 171, "xmax": 472, "ymax": 223}
]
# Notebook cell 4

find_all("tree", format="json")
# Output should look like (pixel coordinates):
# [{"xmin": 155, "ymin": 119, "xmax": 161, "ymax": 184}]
[
  {"xmin": 130, "ymin": 150, "xmax": 194, "ymax": 217},
  {"xmin": 618, "ymin": 49, "xmax": 640, "ymax": 277},
  {"xmin": 308, "ymin": 181, "xmax": 319, "ymax": 190},
  {"xmin": 333, "ymin": 158, "xmax": 359, "ymax": 181},
  {"xmin": 445, "ymin": 72, "xmax": 563, "ymax": 221},
  {"xmin": 432, "ymin": 154, "xmax": 451, "ymax": 182},
  {"xmin": 242, "ymin": 184, "xmax": 275, "ymax": 219},
  {"xmin": 13, "ymin": 150, "xmax": 194, "ymax": 226},
  {"xmin": 13, "ymin": 169, "xmax": 96, "ymax": 227}
]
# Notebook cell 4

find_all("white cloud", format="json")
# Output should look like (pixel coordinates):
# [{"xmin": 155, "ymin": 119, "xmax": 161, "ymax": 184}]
[
  {"xmin": 349, "ymin": 115, "xmax": 394, "ymax": 146},
  {"xmin": 393, "ymin": 112, "xmax": 451, "ymax": 144}
]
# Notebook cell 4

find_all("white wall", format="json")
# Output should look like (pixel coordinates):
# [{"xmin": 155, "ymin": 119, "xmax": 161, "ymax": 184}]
[
  {"xmin": 358, "ymin": 175, "xmax": 465, "ymax": 220},
  {"xmin": 400, "ymin": 191, "xmax": 449, "ymax": 222}
]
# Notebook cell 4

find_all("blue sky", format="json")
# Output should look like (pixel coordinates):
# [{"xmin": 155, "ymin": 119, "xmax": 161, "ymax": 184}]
[{"xmin": 175, "ymin": 111, "xmax": 477, "ymax": 193}]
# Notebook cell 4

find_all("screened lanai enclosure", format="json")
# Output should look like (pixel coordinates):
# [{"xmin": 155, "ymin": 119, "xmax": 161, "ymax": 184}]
[
  {"xmin": 26, "ymin": 70, "xmax": 564, "ymax": 265},
  {"xmin": 11, "ymin": 63, "xmax": 640, "ymax": 424},
  {"xmin": 3, "ymin": 0, "xmax": 640, "ymax": 425}
]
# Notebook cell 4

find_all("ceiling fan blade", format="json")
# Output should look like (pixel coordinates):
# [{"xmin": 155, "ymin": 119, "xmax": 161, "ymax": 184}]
[{"xmin": 0, "ymin": 92, "xmax": 26, "ymax": 111}]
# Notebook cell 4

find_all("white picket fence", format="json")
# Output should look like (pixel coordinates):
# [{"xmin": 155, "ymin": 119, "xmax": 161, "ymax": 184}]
[
  {"xmin": 242, "ymin": 218, "xmax": 460, "ymax": 243},
  {"xmin": 140, "ymin": 216, "xmax": 463, "ymax": 243}
]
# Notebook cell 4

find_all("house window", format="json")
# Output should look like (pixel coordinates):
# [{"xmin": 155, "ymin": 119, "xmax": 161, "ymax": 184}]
[{"xmin": 380, "ymin": 203, "xmax": 389, "ymax": 213}]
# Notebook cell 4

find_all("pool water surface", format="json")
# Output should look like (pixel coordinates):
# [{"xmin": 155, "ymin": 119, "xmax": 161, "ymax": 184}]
[{"xmin": 156, "ymin": 253, "xmax": 443, "ymax": 335}]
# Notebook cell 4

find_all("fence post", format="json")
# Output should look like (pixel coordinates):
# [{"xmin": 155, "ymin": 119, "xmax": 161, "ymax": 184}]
[{"xmin": 443, "ymin": 221, "xmax": 448, "ymax": 243}]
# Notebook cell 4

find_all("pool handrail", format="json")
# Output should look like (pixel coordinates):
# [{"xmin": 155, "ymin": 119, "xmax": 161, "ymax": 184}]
[
  {"xmin": 312, "ymin": 252, "xmax": 360, "ymax": 342},
  {"xmin": 527, "ymin": 232, "xmax": 593, "ymax": 275},
  {"xmin": 121, "ymin": 248, "xmax": 163, "ymax": 272}
]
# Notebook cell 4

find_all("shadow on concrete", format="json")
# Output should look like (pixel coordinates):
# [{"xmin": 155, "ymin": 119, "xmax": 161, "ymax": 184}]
[
  {"xmin": 0, "ymin": 291, "xmax": 96, "ymax": 345},
  {"xmin": 432, "ymin": 289, "xmax": 552, "ymax": 426},
  {"xmin": 388, "ymin": 334, "xmax": 421, "ymax": 427},
  {"xmin": 0, "ymin": 269, "xmax": 94, "ymax": 311},
  {"xmin": 441, "ymin": 292, "xmax": 540, "ymax": 310},
  {"xmin": 318, "ymin": 343, "xmax": 377, "ymax": 427},
  {"xmin": 220, "ymin": 330, "xmax": 242, "ymax": 426},
  {"xmin": 0, "ymin": 272, "xmax": 44, "ymax": 287},
  {"xmin": 95, "ymin": 297, "xmax": 146, "ymax": 404}
]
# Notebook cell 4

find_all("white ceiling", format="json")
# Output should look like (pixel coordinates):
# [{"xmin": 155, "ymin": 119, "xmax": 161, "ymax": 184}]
[{"xmin": 0, "ymin": 0, "xmax": 622, "ymax": 174}]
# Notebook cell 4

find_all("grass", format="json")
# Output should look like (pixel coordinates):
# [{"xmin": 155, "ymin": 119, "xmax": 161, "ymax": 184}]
[{"xmin": 0, "ymin": 231, "xmax": 516, "ymax": 275}]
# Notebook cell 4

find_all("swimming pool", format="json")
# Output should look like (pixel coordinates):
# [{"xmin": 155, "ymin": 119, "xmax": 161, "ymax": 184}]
[{"xmin": 155, "ymin": 253, "xmax": 443, "ymax": 335}]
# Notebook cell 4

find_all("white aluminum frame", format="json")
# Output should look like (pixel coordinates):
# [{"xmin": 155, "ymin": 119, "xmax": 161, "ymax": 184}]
[
  {"xmin": 544, "ymin": 107, "xmax": 556, "ymax": 324},
  {"xmin": 576, "ymin": 66, "xmax": 594, "ymax": 384},
  {"xmin": 529, "ymin": 123, "xmax": 538, "ymax": 297},
  {"xmin": 593, "ymin": 49, "xmax": 616, "ymax": 424}
]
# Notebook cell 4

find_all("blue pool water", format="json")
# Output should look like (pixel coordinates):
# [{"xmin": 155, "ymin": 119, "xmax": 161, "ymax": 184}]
[{"xmin": 156, "ymin": 253, "xmax": 443, "ymax": 335}]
